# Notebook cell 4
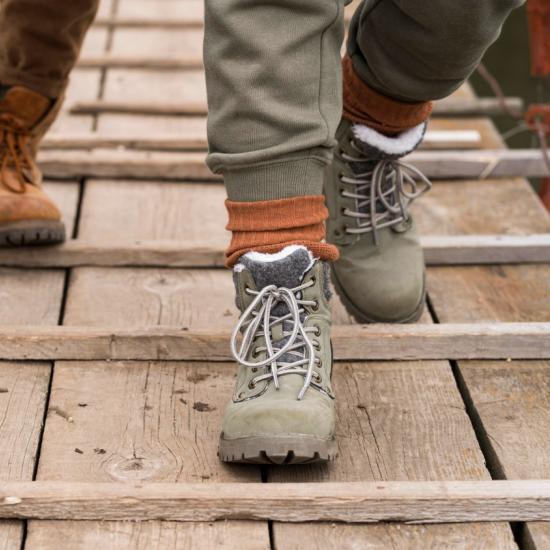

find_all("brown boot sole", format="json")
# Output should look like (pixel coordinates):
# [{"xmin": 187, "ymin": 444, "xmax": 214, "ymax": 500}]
[
  {"xmin": 219, "ymin": 434, "xmax": 337, "ymax": 465},
  {"xmin": 331, "ymin": 269, "xmax": 426, "ymax": 324},
  {"xmin": 0, "ymin": 219, "xmax": 66, "ymax": 247}
]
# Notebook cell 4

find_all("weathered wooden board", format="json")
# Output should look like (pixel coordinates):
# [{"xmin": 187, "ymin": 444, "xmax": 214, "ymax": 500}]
[
  {"xmin": 25, "ymin": 186, "xmax": 268, "ymax": 548},
  {"xmin": 39, "ymin": 130, "xmax": 483, "ymax": 152},
  {"xmin": 0, "ymin": 181, "xmax": 79, "ymax": 550},
  {"xmin": 0, "ymin": 233, "xmax": 548, "ymax": 268},
  {"xmin": 428, "ymin": 264, "xmax": 550, "ymax": 548},
  {"xmin": 37, "ymin": 149, "xmax": 550, "ymax": 180},
  {"xmin": 25, "ymin": 520, "xmax": 268, "ymax": 550},
  {"xmin": 0, "ymin": 323, "xmax": 548, "ymax": 362},
  {"xmin": 3, "ymin": 480, "xmax": 547, "ymax": 522}
]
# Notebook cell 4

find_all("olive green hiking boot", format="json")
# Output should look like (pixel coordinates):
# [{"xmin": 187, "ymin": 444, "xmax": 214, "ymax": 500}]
[
  {"xmin": 325, "ymin": 119, "xmax": 432, "ymax": 323},
  {"xmin": 219, "ymin": 245, "xmax": 337, "ymax": 465}
]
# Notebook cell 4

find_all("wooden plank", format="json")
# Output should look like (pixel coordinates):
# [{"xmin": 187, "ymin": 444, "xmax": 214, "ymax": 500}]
[
  {"xmin": 37, "ymin": 149, "xmax": 550, "ymax": 180},
  {"xmin": 0, "ymin": 234, "xmax": 548, "ymax": 269},
  {"xmin": 62, "ymin": 185, "xmax": 514, "ymax": 548},
  {"xmin": 0, "ymin": 322, "xmax": 548, "ymax": 362},
  {"xmin": 95, "ymin": 17, "xmax": 204, "ymax": 29},
  {"xmin": 2, "ymin": 480, "xmax": 550, "ymax": 522},
  {"xmin": 71, "ymin": 97, "xmax": 524, "ymax": 117},
  {"xmin": 428, "ymin": 264, "xmax": 550, "ymax": 548},
  {"xmin": 40, "ymin": 130, "xmax": 482, "ymax": 152},
  {"xmin": 26, "ymin": 520, "xmax": 268, "ymax": 550},
  {"xmin": 25, "ymin": 190, "xmax": 267, "ymax": 548},
  {"xmin": 0, "ymin": 181, "xmax": 78, "ymax": 550},
  {"xmin": 78, "ymin": 55, "xmax": 203, "ymax": 70}
]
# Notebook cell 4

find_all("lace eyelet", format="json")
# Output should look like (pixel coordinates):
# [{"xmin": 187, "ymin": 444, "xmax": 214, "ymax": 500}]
[
  {"xmin": 340, "ymin": 207, "xmax": 347, "ymax": 215},
  {"xmin": 316, "ymin": 358, "xmax": 323, "ymax": 368},
  {"xmin": 315, "ymin": 373, "xmax": 323, "ymax": 383},
  {"xmin": 311, "ymin": 301, "xmax": 319, "ymax": 312},
  {"xmin": 248, "ymin": 380, "xmax": 257, "ymax": 390},
  {"xmin": 251, "ymin": 367, "xmax": 258, "ymax": 373},
  {"xmin": 238, "ymin": 392, "xmax": 245, "ymax": 399},
  {"xmin": 310, "ymin": 276, "xmax": 316, "ymax": 285},
  {"xmin": 314, "ymin": 326, "xmax": 321, "ymax": 336},
  {"xmin": 313, "ymin": 339, "xmax": 320, "ymax": 350}
]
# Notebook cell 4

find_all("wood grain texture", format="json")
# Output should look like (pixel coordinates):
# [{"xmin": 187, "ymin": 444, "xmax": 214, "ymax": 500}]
[
  {"xmin": 25, "ymin": 520, "xmax": 268, "ymax": 550},
  {"xmin": 0, "ymin": 234, "xmax": 548, "ymax": 268},
  {"xmin": 26, "ymin": 190, "xmax": 268, "ymax": 547},
  {"xmin": 428, "ymin": 264, "xmax": 550, "ymax": 549},
  {"xmin": 40, "ymin": 130, "xmax": 483, "ymax": 152},
  {"xmin": 71, "ymin": 96, "xmax": 524, "ymax": 116},
  {"xmin": 0, "ymin": 181, "xmax": 78, "ymax": 549},
  {"xmin": 2, "ymin": 480, "xmax": 550, "ymax": 522},
  {"xmin": 0, "ymin": 323, "xmax": 548, "ymax": 362},
  {"xmin": 37, "ymin": 149, "xmax": 550, "ymax": 180}
]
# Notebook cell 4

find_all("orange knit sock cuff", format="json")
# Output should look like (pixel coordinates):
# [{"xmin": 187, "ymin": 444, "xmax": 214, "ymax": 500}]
[
  {"xmin": 342, "ymin": 55, "xmax": 433, "ymax": 135},
  {"xmin": 224, "ymin": 196, "xmax": 339, "ymax": 267}
]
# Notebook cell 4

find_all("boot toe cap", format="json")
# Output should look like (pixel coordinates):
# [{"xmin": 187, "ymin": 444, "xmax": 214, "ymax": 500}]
[
  {"xmin": 222, "ymin": 390, "xmax": 336, "ymax": 441},
  {"xmin": 333, "ymin": 246, "xmax": 425, "ymax": 323}
]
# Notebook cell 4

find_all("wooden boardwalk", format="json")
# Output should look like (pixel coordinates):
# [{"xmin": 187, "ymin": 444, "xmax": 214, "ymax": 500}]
[{"xmin": 0, "ymin": 0, "xmax": 549, "ymax": 548}]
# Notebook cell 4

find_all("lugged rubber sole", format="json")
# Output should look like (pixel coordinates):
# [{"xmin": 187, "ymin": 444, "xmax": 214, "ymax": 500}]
[
  {"xmin": 0, "ymin": 219, "xmax": 66, "ymax": 247},
  {"xmin": 219, "ymin": 434, "xmax": 338, "ymax": 465},
  {"xmin": 331, "ymin": 268, "xmax": 426, "ymax": 324}
]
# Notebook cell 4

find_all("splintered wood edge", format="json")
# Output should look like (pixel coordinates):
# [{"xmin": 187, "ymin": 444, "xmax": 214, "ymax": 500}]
[
  {"xmin": 37, "ymin": 149, "xmax": 550, "ymax": 180},
  {"xmin": 1, "ymin": 480, "xmax": 550, "ymax": 522},
  {"xmin": 0, "ymin": 235, "xmax": 548, "ymax": 268},
  {"xmin": 0, "ymin": 323, "xmax": 548, "ymax": 361}
]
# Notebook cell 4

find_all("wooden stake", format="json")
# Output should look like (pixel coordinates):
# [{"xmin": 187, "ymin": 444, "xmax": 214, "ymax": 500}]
[
  {"xmin": 1, "ymin": 480, "xmax": 550, "ymax": 523},
  {"xmin": 0, "ymin": 323, "xmax": 548, "ymax": 362}
]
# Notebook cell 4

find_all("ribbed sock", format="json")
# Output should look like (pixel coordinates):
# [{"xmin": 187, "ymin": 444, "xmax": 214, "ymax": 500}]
[
  {"xmin": 342, "ymin": 55, "xmax": 433, "ymax": 135},
  {"xmin": 225, "ymin": 195, "xmax": 339, "ymax": 267}
]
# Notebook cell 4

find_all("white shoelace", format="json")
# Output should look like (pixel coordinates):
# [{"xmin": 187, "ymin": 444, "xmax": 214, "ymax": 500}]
[
  {"xmin": 340, "ymin": 143, "xmax": 432, "ymax": 244},
  {"xmin": 230, "ymin": 280, "xmax": 321, "ymax": 400}
]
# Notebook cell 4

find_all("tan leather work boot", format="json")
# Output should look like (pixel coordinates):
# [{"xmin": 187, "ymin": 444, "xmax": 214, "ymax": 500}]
[{"xmin": 0, "ymin": 86, "xmax": 65, "ymax": 246}]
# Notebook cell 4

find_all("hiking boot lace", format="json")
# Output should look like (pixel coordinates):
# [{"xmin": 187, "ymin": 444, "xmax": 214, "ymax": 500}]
[
  {"xmin": 340, "ymin": 139, "xmax": 432, "ymax": 245},
  {"xmin": 0, "ymin": 116, "xmax": 35, "ymax": 193},
  {"xmin": 230, "ymin": 280, "xmax": 322, "ymax": 401}
]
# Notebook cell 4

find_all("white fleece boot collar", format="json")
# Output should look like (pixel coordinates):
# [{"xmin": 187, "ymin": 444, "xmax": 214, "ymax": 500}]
[{"xmin": 352, "ymin": 121, "xmax": 427, "ymax": 157}]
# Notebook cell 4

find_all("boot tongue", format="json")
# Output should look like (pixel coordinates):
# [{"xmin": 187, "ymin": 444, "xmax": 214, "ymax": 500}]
[
  {"xmin": 0, "ymin": 87, "xmax": 52, "ymax": 129},
  {"xmin": 238, "ymin": 245, "xmax": 314, "ymax": 291}
]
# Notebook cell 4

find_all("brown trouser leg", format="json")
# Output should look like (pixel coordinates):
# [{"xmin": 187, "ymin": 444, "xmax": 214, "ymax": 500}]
[{"xmin": 0, "ymin": 0, "xmax": 99, "ymax": 99}]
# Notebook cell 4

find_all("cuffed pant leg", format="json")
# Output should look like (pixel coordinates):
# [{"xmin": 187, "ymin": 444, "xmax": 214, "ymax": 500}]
[
  {"xmin": 347, "ymin": 0, "xmax": 525, "ymax": 102},
  {"xmin": 0, "ymin": 0, "xmax": 100, "ymax": 98},
  {"xmin": 204, "ymin": 0, "xmax": 346, "ymax": 201}
]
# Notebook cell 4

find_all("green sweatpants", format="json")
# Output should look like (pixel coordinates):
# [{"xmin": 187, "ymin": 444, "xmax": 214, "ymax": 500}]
[
  {"xmin": 204, "ymin": 0, "xmax": 524, "ymax": 201},
  {"xmin": 0, "ymin": 0, "xmax": 524, "ymax": 203}
]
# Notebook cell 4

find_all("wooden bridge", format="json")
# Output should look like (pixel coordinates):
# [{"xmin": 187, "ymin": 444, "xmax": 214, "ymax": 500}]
[{"xmin": 0, "ymin": 0, "xmax": 549, "ymax": 548}]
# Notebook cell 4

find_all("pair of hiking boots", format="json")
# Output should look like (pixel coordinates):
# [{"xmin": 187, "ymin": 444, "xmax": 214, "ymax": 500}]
[
  {"xmin": 0, "ymin": 87, "xmax": 431, "ymax": 465},
  {"xmin": 220, "ymin": 120, "xmax": 431, "ymax": 464}
]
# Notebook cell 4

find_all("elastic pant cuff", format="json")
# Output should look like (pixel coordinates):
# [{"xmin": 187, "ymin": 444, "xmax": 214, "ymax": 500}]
[{"xmin": 223, "ymin": 157, "xmax": 326, "ymax": 202}]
